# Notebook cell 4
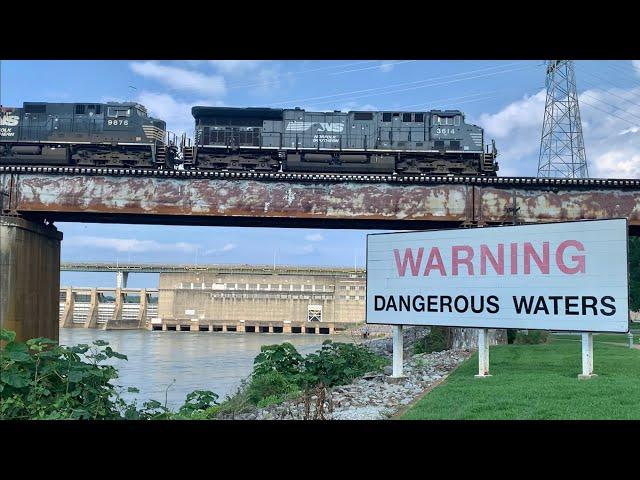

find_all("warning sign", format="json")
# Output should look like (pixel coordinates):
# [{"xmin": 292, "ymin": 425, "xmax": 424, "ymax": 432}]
[{"xmin": 366, "ymin": 219, "xmax": 630, "ymax": 333}]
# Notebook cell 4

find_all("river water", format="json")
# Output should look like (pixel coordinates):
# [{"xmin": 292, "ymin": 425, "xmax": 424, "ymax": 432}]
[{"xmin": 59, "ymin": 329, "xmax": 353, "ymax": 409}]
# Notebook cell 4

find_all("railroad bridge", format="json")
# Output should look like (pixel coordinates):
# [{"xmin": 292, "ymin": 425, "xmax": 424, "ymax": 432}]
[{"xmin": 1, "ymin": 166, "xmax": 639, "ymax": 341}]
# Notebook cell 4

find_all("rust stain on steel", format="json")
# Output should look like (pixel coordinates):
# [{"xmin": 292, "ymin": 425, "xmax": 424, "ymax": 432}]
[
  {"xmin": 14, "ymin": 175, "xmax": 468, "ymax": 221},
  {"xmin": 479, "ymin": 187, "xmax": 640, "ymax": 224},
  {"xmin": 11, "ymin": 174, "xmax": 640, "ymax": 226}
]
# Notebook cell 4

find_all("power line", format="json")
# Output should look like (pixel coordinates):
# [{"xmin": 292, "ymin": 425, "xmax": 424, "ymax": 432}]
[
  {"xmin": 578, "ymin": 74, "xmax": 640, "ymax": 103},
  {"xmin": 227, "ymin": 60, "xmax": 382, "ymax": 89},
  {"xmin": 598, "ymin": 61, "xmax": 640, "ymax": 87},
  {"xmin": 580, "ymin": 91, "xmax": 640, "ymax": 124},
  {"xmin": 392, "ymin": 90, "xmax": 502, "ymax": 110},
  {"xmin": 299, "ymin": 64, "xmax": 537, "ymax": 109},
  {"xmin": 580, "ymin": 98, "xmax": 639, "ymax": 128},
  {"xmin": 266, "ymin": 61, "xmax": 529, "ymax": 107},
  {"xmin": 328, "ymin": 60, "xmax": 416, "ymax": 75}
]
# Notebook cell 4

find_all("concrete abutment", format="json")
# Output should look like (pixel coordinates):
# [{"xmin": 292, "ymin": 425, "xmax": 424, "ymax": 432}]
[{"xmin": 0, "ymin": 216, "xmax": 62, "ymax": 342}]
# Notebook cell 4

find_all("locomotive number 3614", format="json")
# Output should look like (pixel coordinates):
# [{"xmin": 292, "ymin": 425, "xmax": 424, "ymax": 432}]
[{"xmin": 107, "ymin": 119, "xmax": 129, "ymax": 126}]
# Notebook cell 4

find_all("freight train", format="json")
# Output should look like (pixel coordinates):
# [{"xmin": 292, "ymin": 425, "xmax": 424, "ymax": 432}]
[{"xmin": 1, "ymin": 101, "xmax": 498, "ymax": 175}]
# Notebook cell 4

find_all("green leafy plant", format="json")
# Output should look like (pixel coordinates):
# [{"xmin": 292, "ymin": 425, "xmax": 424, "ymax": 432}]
[
  {"xmin": 252, "ymin": 342, "xmax": 304, "ymax": 378},
  {"xmin": 0, "ymin": 329, "xmax": 220, "ymax": 420},
  {"xmin": 1, "ymin": 330, "xmax": 130, "ymax": 419},
  {"xmin": 246, "ymin": 371, "xmax": 299, "ymax": 405},
  {"xmin": 300, "ymin": 340, "xmax": 388, "ymax": 389}
]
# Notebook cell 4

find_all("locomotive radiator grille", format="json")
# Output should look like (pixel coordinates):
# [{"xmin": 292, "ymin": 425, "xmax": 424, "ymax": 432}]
[{"xmin": 141, "ymin": 125, "xmax": 165, "ymax": 143}]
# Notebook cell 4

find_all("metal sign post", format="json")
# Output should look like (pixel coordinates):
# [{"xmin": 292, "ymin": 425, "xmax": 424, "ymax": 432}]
[
  {"xmin": 392, "ymin": 325, "xmax": 404, "ymax": 377},
  {"xmin": 578, "ymin": 332, "xmax": 597, "ymax": 379},
  {"xmin": 474, "ymin": 328, "xmax": 492, "ymax": 378}
]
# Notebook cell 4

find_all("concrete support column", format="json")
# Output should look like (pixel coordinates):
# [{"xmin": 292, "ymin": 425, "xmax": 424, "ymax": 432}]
[
  {"xmin": 61, "ymin": 287, "xmax": 74, "ymax": 328},
  {"xmin": 116, "ymin": 271, "xmax": 128, "ymax": 289},
  {"xmin": 84, "ymin": 288, "xmax": 99, "ymax": 329},
  {"xmin": 0, "ymin": 216, "xmax": 62, "ymax": 342},
  {"xmin": 138, "ymin": 289, "xmax": 148, "ymax": 328},
  {"xmin": 111, "ymin": 289, "xmax": 123, "ymax": 327}
]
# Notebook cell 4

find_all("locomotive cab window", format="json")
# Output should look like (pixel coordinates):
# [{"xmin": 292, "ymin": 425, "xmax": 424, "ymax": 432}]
[
  {"xmin": 402, "ymin": 113, "xmax": 412, "ymax": 122},
  {"xmin": 75, "ymin": 105, "xmax": 86, "ymax": 115},
  {"xmin": 415, "ymin": 113, "xmax": 424, "ymax": 123},
  {"xmin": 382, "ymin": 113, "xmax": 392, "ymax": 122},
  {"xmin": 433, "ymin": 115, "xmax": 455, "ymax": 126},
  {"xmin": 86, "ymin": 104, "xmax": 101, "ymax": 115},
  {"xmin": 107, "ymin": 107, "xmax": 131, "ymax": 118},
  {"xmin": 454, "ymin": 115, "xmax": 460, "ymax": 126}
]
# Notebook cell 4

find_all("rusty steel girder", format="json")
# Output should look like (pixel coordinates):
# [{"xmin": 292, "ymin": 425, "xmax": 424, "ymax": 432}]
[{"xmin": 0, "ymin": 171, "xmax": 638, "ymax": 234}]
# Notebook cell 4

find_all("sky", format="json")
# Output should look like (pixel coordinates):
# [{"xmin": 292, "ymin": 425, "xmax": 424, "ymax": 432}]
[{"xmin": 2, "ymin": 60, "xmax": 640, "ymax": 287}]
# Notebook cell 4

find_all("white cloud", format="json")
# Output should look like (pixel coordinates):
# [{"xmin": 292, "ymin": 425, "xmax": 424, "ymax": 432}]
[
  {"xmin": 632, "ymin": 60, "xmax": 640, "ymax": 76},
  {"xmin": 591, "ymin": 149, "xmax": 640, "ymax": 178},
  {"xmin": 620, "ymin": 126, "xmax": 640, "ymax": 135},
  {"xmin": 300, "ymin": 244, "xmax": 315, "ymax": 254},
  {"xmin": 204, "ymin": 243, "xmax": 237, "ymax": 255},
  {"xmin": 130, "ymin": 61, "xmax": 226, "ymax": 97},
  {"xmin": 65, "ymin": 236, "xmax": 199, "ymax": 253},
  {"xmin": 380, "ymin": 61, "xmax": 395, "ymax": 73},
  {"xmin": 327, "ymin": 101, "xmax": 378, "ymax": 112},
  {"xmin": 305, "ymin": 233, "xmax": 324, "ymax": 242},
  {"xmin": 208, "ymin": 60, "xmax": 262, "ymax": 75},
  {"xmin": 135, "ymin": 91, "xmax": 195, "ymax": 136},
  {"xmin": 479, "ymin": 90, "xmax": 546, "ymax": 138}
]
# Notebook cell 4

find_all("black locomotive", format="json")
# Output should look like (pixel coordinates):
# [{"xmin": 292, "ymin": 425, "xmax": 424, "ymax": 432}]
[
  {"xmin": 183, "ymin": 106, "xmax": 498, "ymax": 175},
  {"xmin": 0, "ymin": 102, "xmax": 178, "ymax": 168},
  {"xmin": 1, "ymin": 101, "xmax": 498, "ymax": 175}
]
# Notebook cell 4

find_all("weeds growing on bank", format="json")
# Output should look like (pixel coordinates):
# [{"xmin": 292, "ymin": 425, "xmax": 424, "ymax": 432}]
[{"xmin": 1, "ymin": 329, "xmax": 388, "ymax": 420}]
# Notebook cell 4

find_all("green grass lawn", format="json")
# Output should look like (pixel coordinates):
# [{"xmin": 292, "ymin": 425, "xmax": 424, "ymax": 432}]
[
  {"xmin": 552, "ymin": 332, "xmax": 639, "ymax": 345},
  {"xmin": 401, "ymin": 338, "xmax": 640, "ymax": 420}
]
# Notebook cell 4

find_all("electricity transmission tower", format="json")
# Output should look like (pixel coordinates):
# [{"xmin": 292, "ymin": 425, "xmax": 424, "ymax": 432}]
[{"xmin": 537, "ymin": 60, "xmax": 589, "ymax": 178}]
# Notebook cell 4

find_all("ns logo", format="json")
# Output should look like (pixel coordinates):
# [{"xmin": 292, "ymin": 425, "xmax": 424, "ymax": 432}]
[
  {"xmin": 285, "ymin": 121, "xmax": 345, "ymax": 133},
  {"xmin": 0, "ymin": 114, "xmax": 20, "ymax": 127}
]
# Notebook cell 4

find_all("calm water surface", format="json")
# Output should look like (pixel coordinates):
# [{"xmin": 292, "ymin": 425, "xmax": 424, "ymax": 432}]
[{"xmin": 59, "ymin": 329, "xmax": 353, "ymax": 409}]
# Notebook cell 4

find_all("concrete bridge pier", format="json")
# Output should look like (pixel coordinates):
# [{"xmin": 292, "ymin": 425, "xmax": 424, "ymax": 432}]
[
  {"xmin": 116, "ymin": 271, "xmax": 129, "ymax": 289},
  {"xmin": 0, "ymin": 216, "xmax": 62, "ymax": 342}
]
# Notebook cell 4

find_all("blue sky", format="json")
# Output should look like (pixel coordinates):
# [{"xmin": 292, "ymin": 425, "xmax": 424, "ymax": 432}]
[{"xmin": 2, "ymin": 60, "xmax": 640, "ymax": 287}]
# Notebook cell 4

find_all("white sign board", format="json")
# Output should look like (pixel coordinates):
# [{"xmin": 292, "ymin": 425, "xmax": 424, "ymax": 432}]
[{"xmin": 366, "ymin": 219, "xmax": 629, "ymax": 333}]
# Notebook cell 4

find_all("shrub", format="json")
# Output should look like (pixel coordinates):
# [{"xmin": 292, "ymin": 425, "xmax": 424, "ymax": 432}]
[
  {"xmin": 301, "ymin": 340, "xmax": 388, "ymax": 389},
  {"xmin": 256, "ymin": 394, "xmax": 293, "ymax": 409},
  {"xmin": 414, "ymin": 327, "xmax": 450, "ymax": 354},
  {"xmin": 0, "ymin": 329, "xmax": 220, "ymax": 420},
  {"xmin": 515, "ymin": 330, "xmax": 549, "ymax": 345},
  {"xmin": 507, "ymin": 329, "xmax": 518, "ymax": 344},
  {"xmin": 252, "ymin": 342, "xmax": 304, "ymax": 378},
  {"xmin": 246, "ymin": 371, "xmax": 299, "ymax": 404},
  {"xmin": 0, "ymin": 329, "xmax": 131, "ymax": 420},
  {"xmin": 176, "ymin": 390, "xmax": 219, "ymax": 417}
]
